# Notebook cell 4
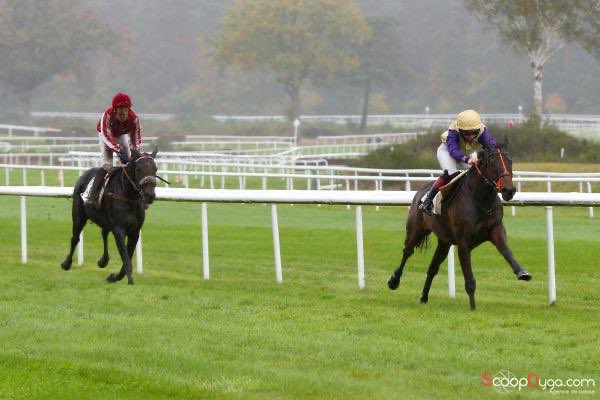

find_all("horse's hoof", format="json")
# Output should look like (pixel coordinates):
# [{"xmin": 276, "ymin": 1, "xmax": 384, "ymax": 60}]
[
  {"xmin": 388, "ymin": 275, "xmax": 400, "ymax": 290},
  {"xmin": 518, "ymin": 271, "xmax": 532, "ymax": 281},
  {"xmin": 127, "ymin": 280, "xmax": 134, "ymax": 285},
  {"xmin": 420, "ymin": 296, "xmax": 429, "ymax": 304},
  {"xmin": 97, "ymin": 256, "xmax": 109, "ymax": 268},
  {"xmin": 106, "ymin": 273, "xmax": 117, "ymax": 283},
  {"xmin": 61, "ymin": 260, "xmax": 72, "ymax": 271}
]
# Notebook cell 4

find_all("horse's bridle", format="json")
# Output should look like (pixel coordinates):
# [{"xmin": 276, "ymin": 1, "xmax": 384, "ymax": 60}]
[
  {"xmin": 122, "ymin": 156, "xmax": 158, "ymax": 200},
  {"xmin": 474, "ymin": 148, "xmax": 512, "ymax": 192}
]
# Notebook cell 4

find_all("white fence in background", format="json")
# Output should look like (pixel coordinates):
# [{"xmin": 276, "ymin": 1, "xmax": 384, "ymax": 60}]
[
  {"xmin": 212, "ymin": 113, "xmax": 600, "ymax": 134},
  {"xmin": 315, "ymin": 132, "xmax": 424, "ymax": 146},
  {"xmin": 2, "ymin": 186, "xmax": 600, "ymax": 305},
  {"xmin": 0, "ymin": 124, "xmax": 61, "ymax": 137},
  {"xmin": 172, "ymin": 135, "xmax": 295, "ymax": 151},
  {"xmin": 31, "ymin": 111, "xmax": 175, "ymax": 121},
  {"xmin": 170, "ymin": 132, "xmax": 425, "ymax": 157},
  {"xmin": 3, "ymin": 160, "xmax": 597, "ymax": 213},
  {"xmin": 0, "ymin": 136, "xmax": 159, "ymax": 153}
]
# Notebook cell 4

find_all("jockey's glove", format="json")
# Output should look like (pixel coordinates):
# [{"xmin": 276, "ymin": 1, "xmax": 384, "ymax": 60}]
[{"xmin": 117, "ymin": 151, "xmax": 130, "ymax": 165}]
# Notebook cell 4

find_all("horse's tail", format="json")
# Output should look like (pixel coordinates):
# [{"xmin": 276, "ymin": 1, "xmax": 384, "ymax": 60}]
[{"xmin": 416, "ymin": 232, "xmax": 430, "ymax": 252}]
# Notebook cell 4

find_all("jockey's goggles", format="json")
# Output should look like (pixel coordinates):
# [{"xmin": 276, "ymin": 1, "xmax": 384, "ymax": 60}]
[{"xmin": 459, "ymin": 128, "xmax": 480, "ymax": 137}]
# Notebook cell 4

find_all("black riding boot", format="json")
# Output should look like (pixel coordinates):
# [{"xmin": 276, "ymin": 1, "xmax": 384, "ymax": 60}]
[
  {"xmin": 85, "ymin": 169, "xmax": 107, "ymax": 208},
  {"xmin": 418, "ymin": 187, "xmax": 439, "ymax": 216}
]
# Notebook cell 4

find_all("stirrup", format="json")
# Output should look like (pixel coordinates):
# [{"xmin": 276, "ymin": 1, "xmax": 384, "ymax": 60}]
[{"xmin": 419, "ymin": 199, "xmax": 433, "ymax": 215}]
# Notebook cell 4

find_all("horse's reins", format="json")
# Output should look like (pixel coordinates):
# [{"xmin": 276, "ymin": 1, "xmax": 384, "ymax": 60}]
[
  {"xmin": 107, "ymin": 156, "xmax": 167, "ymax": 204},
  {"xmin": 474, "ymin": 148, "xmax": 511, "ymax": 192},
  {"xmin": 470, "ymin": 148, "xmax": 512, "ymax": 215}
]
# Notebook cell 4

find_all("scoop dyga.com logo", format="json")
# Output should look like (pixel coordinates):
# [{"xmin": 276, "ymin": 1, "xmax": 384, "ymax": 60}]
[
  {"xmin": 482, "ymin": 370, "xmax": 521, "ymax": 394},
  {"xmin": 481, "ymin": 370, "xmax": 596, "ymax": 395}
]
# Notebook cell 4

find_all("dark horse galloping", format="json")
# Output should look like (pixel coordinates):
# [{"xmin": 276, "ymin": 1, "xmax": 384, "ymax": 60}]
[
  {"xmin": 61, "ymin": 148, "xmax": 159, "ymax": 284},
  {"xmin": 387, "ymin": 143, "xmax": 531, "ymax": 310}
]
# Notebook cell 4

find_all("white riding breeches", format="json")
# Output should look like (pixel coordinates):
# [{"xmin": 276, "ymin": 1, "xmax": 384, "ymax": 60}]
[
  {"xmin": 437, "ymin": 143, "xmax": 471, "ymax": 174},
  {"xmin": 98, "ymin": 133, "xmax": 131, "ymax": 168}
]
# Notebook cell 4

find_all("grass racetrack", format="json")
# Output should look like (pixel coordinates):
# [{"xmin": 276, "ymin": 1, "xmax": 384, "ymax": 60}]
[{"xmin": 0, "ymin": 196, "xmax": 598, "ymax": 399}]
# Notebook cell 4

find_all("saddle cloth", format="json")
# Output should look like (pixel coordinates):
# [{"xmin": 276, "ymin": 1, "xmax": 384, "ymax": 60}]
[
  {"xmin": 421, "ymin": 170, "xmax": 468, "ymax": 215},
  {"xmin": 80, "ymin": 174, "xmax": 110, "ymax": 203}
]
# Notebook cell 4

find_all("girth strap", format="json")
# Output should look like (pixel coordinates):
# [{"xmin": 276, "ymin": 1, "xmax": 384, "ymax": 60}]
[{"xmin": 105, "ymin": 191, "xmax": 142, "ymax": 205}]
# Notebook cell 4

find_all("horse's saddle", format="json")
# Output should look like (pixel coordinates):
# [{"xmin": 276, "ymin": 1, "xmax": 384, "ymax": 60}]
[
  {"xmin": 80, "ymin": 173, "xmax": 112, "ymax": 204},
  {"xmin": 423, "ymin": 170, "xmax": 468, "ymax": 215}
]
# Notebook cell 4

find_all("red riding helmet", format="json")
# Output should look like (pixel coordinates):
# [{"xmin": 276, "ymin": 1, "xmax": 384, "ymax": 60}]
[{"xmin": 112, "ymin": 92, "xmax": 132, "ymax": 108}]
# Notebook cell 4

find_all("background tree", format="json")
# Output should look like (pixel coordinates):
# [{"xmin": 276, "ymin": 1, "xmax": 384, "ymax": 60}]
[
  {"xmin": 0, "ymin": 0, "xmax": 119, "ymax": 114},
  {"xmin": 465, "ymin": 0, "xmax": 600, "ymax": 115},
  {"xmin": 211, "ymin": 0, "xmax": 368, "ymax": 121},
  {"xmin": 354, "ymin": 16, "xmax": 406, "ymax": 132}
]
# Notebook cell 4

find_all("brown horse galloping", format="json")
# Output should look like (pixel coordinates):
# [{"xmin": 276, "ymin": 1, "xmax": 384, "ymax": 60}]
[{"xmin": 387, "ymin": 143, "xmax": 531, "ymax": 310}]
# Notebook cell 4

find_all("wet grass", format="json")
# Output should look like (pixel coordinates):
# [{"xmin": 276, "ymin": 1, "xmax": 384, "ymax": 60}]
[{"xmin": 0, "ymin": 196, "xmax": 598, "ymax": 399}]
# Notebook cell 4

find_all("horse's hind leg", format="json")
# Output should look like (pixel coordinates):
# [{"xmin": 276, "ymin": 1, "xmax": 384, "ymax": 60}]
[
  {"xmin": 61, "ymin": 210, "xmax": 87, "ymax": 270},
  {"xmin": 388, "ymin": 216, "xmax": 430, "ymax": 290},
  {"xmin": 420, "ymin": 240, "xmax": 451, "ymax": 304},
  {"xmin": 97, "ymin": 228, "xmax": 110, "ymax": 268},
  {"xmin": 106, "ymin": 229, "xmax": 132, "ymax": 284},
  {"xmin": 490, "ymin": 225, "xmax": 531, "ymax": 281}
]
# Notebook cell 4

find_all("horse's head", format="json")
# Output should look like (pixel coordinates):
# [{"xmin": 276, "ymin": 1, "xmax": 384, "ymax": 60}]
[
  {"xmin": 131, "ymin": 147, "xmax": 158, "ymax": 206},
  {"xmin": 477, "ymin": 141, "xmax": 516, "ymax": 201}
]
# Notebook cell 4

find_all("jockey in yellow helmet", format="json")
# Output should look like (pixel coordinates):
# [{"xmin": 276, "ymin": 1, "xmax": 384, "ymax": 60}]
[{"xmin": 419, "ymin": 110, "xmax": 497, "ymax": 215}]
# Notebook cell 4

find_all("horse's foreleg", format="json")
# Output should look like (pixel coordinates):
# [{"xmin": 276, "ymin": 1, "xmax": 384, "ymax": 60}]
[
  {"xmin": 107, "ymin": 229, "xmax": 131, "ymax": 284},
  {"xmin": 97, "ymin": 228, "xmax": 110, "ymax": 268},
  {"xmin": 123, "ymin": 232, "xmax": 140, "ymax": 285},
  {"xmin": 420, "ymin": 240, "xmax": 451, "ymax": 304},
  {"xmin": 457, "ymin": 245, "xmax": 476, "ymax": 311},
  {"xmin": 61, "ymin": 214, "xmax": 87, "ymax": 270},
  {"xmin": 490, "ymin": 225, "xmax": 531, "ymax": 281}
]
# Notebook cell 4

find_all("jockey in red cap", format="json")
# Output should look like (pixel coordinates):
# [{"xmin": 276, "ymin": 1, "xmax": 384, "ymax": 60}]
[{"xmin": 84, "ymin": 92, "xmax": 143, "ymax": 208}]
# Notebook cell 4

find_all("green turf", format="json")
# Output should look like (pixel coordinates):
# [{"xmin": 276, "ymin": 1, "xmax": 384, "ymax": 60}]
[{"xmin": 0, "ymin": 196, "xmax": 598, "ymax": 399}]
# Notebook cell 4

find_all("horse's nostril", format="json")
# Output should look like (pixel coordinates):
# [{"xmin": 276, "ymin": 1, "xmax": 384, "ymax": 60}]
[{"xmin": 501, "ymin": 187, "xmax": 516, "ymax": 200}]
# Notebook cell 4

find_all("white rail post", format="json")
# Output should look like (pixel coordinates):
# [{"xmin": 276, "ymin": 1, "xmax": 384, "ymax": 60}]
[
  {"xmin": 162, "ymin": 163, "xmax": 169, "ymax": 187},
  {"xmin": 271, "ymin": 204, "xmax": 283, "ymax": 284},
  {"xmin": 512, "ymin": 179, "xmax": 520, "ymax": 216},
  {"xmin": 20, "ymin": 196, "xmax": 27, "ymax": 264},
  {"xmin": 77, "ymin": 232, "xmax": 84, "ymax": 266},
  {"xmin": 355, "ymin": 205, "xmax": 365, "ymax": 289},
  {"xmin": 587, "ymin": 182, "xmax": 594, "ymax": 218},
  {"xmin": 448, "ymin": 245, "xmax": 456, "ymax": 298},
  {"xmin": 546, "ymin": 206, "xmax": 556, "ymax": 305},
  {"xmin": 201, "ymin": 202, "xmax": 210, "ymax": 280},
  {"xmin": 136, "ymin": 231, "xmax": 143, "ymax": 273}
]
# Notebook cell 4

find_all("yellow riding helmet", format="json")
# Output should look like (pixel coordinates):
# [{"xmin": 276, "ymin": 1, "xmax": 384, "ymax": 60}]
[{"xmin": 456, "ymin": 110, "xmax": 482, "ymax": 131}]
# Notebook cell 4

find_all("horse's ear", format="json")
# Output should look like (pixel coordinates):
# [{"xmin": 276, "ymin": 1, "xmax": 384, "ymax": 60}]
[
  {"xmin": 151, "ymin": 146, "xmax": 158, "ymax": 158},
  {"xmin": 131, "ymin": 148, "xmax": 141, "ymax": 159}
]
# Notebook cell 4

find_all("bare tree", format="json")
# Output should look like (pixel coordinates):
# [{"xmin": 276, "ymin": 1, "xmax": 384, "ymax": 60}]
[{"xmin": 466, "ymin": 0, "xmax": 600, "ymax": 114}]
